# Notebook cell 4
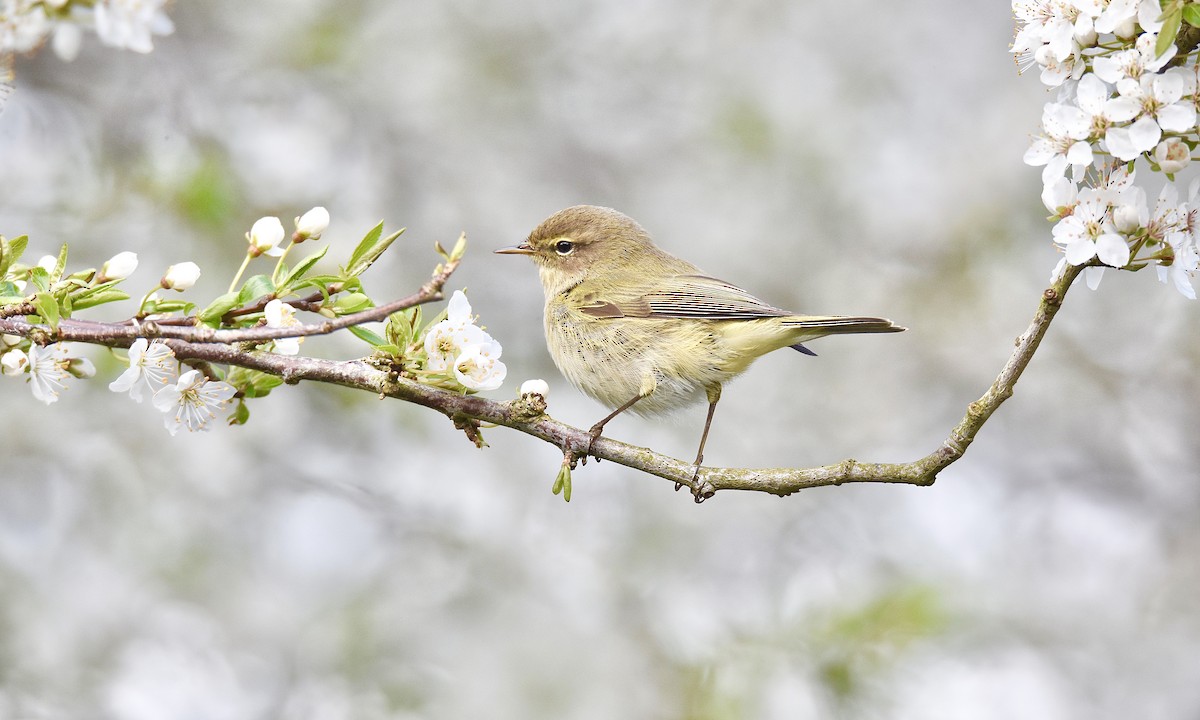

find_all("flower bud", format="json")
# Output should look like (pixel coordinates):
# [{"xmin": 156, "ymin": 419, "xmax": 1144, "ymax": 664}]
[
  {"xmin": 37, "ymin": 255, "xmax": 57, "ymax": 273},
  {"xmin": 294, "ymin": 206, "xmax": 329, "ymax": 242},
  {"xmin": 66, "ymin": 357, "xmax": 96, "ymax": 379},
  {"xmin": 1, "ymin": 348, "xmax": 28, "ymax": 376},
  {"xmin": 1, "ymin": 334, "xmax": 22, "ymax": 348},
  {"xmin": 519, "ymin": 378, "xmax": 549, "ymax": 398},
  {"xmin": 247, "ymin": 216, "xmax": 285, "ymax": 257},
  {"xmin": 1154, "ymin": 138, "xmax": 1190, "ymax": 175},
  {"xmin": 98, "ymin": 251, "xmax": 138, "ymax": 282},
  {"xmin": 161, "ymin": 261, "xmax": 201, "ymax": 291}
]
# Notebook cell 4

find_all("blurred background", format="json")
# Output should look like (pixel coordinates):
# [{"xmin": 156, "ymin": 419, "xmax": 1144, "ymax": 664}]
[{"xmin": 2, "ymin": 1, "xmax": 1199, "ymax": 718}]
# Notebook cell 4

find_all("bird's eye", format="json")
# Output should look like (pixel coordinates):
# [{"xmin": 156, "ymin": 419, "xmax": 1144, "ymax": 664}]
[{"xmin": 554, "ymin": 240, "xmax": 574, "ymax": 256}]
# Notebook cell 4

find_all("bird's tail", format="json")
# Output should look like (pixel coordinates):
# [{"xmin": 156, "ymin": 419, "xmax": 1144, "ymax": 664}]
[
  {"xmin": 782, "ymin": 315, "xmax": 904, "ymax": 356},
  {"xmin": 781, "ymin": 315, "xmax": 906, "ymax": 334}
]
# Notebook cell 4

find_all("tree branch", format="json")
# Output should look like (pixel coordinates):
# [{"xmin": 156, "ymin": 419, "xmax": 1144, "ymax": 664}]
[
  {"xmin": 0, "ymin": 257, "xmax": 1084, "ymax": 503},
  {"xmin": 0, "ymin": 257, "xmax": 459, "ymax": 346}
]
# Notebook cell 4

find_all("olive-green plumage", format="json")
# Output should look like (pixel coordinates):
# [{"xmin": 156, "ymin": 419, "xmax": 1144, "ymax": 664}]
[{"xmin": 497, "ymin": 205, "xmax": 904, "ymax": 480}]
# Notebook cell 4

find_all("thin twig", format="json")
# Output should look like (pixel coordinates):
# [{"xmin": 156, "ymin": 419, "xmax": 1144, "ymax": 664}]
[{"xmin": 0, "ymin": 257, "xmax": 459, "ymax": 347}]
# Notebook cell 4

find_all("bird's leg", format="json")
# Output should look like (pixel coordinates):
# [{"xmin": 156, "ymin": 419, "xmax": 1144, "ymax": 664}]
[
  {"xmin": 579, "ymin": 393, "xmax": 645, "ymax": 465},
  {"xmin": 681, "ymin": 384, "xmax": 722, "ymax": 497}
]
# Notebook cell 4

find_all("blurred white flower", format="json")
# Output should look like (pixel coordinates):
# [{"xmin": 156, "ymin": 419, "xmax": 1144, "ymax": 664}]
[
  {"xmin": 36, "ymin": 254, "xmax": 57, "ymax": 273},
  {"xmin": 247, "ymin": 216, "xmax": 286, "ymax": 257},
  {"xmin": 1, "ymin": 347, "xmax": 27, "ymax": 376},
  {"xmin": 27, "ymin": 343, "xmax": 70, "ymax": 404},
  {"xmin": 52, "ymin": 22, "xmax": 82, "ymax": 61},
  {"xmin": 0, "ymin": 3, "xmax": 51, "ymax": 53},
  {"xmin": 94, "ymin": 0, "xmax": 174, "ymax": 54},
  {"xmin": 152, "ymin": 369, "xmax": 236, "ymax": 436},
  {"xmin": 1, "ymin": 333, "xmax": 22, "ymax": 348},
  {"xmin": 99, "ymin": 251, "xmax": 138, "ymax": 282},
  {"xmin": 109, "ymin": 338, "xmax": 179, "ymax": 403},
  {"xmin": 294, "ymin": 206, "xmax": 329, "ymax": 241},
  {"xmin": 519, "ymin": 378, "xmax": 549, "ymax": 398},
  {"xmin": 161, "ymin": 261, "xmax": 200, "ymax": 291},
  {"xmin": 264, "ymin": 299, "xmax": 303, "ymax": 355}
]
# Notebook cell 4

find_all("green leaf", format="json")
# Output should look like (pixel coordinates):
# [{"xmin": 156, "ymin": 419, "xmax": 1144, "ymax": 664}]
[
  {"xmin": 238, "ymin": 274, "xmax": 275, "ymax": 305},
  {"xmin": 226, "ymin": 367, "xmax": 284, "ymax": 399},
  {"xmin": 28, "ymin": 266, "xmax": 49, "ymax": 293},
  {"xmin": 33, "ymin": 291, "xmax": 59, "ymax": 328},
  {"xmin": 229, "ymin": 400, "xmax": 250, "ymax": 425},
  {"xmin": 332, "ymin": 292, "xmax": 372, "ymax": 315},
  {"xmin": 347, "ymin": 324, "xmax": 389, "ymax": 348},
  {"xmin": 0, "ymin": 235, "xmax": 29, "ymax": 276},
  {"xmin": 344, "ymin": 224, "xmax": 404, "ymax": 278},
  {"xmin": 552, "ymin": 461, "xmax": 572, "ymax": 502},
  {"xmin": 1183, "ymin": 3, "xmax": 1200, "ymax": 26},
  {"xmin": 1158, "ymin": 8, "xmax": 1182, "ymax": 58},
  {"xmin": 0, "ymin": 295, "xmax": 27, "ymax": 305},
  {"xmin": 386, "ymin": 309, "xmax": 415, "ymax": 349},
  {"xmin": 277, "ymin": 245, "xmax": 329, "ymax": 292},
  {"xmin": 70, "ymin": 288, "xmax": 130, "ymax": 310},
  {"xmin": 145, "ymin": 299, "xmax": 195, "ymax": 315},
  {"xmin": 345, "ymin": 221, "xmax": 383, "ymax": 273},
  {"xmin": 50, "ymin": 243, "xmax": 68, "ymax": 284},
  {"xmin": 198, "ymin": 291, "xmax": 242, "ymax": 326}
]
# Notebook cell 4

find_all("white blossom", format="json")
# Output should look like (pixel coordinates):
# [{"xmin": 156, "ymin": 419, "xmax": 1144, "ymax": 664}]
[
  {"xmin": 1, "ymin": 348, "xmax": 27, "ymax": 376},
  {"xmin": 152, "ymin": 369, "xmax": 236, "ymax": 436},
  {"xmin": 99, "ymin": 251, "xmax": 138, "ymax": 281},
  {"xmin": 1157, "ymin": 237, "xmax": 1198, "ymax": 299},
  {"xmin": 264, "ymin": 299, "xmax": 303, "ymax": 356},
  {"xmin": 1104, "ymin": 115, "xmax": 1162, "ymax": 161},
  {"xmin": 519, "ymin": 378, "xmax": 549, "ymax": 398},
  {"xmin": 1154, "ymin": 137, "xmax": 1190, "ymax": 174},
  {"xmin": 247, "ymin": 216, "xmax": 286, "ymax": 257},
  {"xmin": 93, "ymin": 0, "xmax": 174, "ymax": 54},
  {"xmin": 1116, "ymin": 71, "xmax": 1197, "ymax": 134},
  {"xmin": 66, "ymin": 357, "xmax": 96, "ymax": 379},
  {"xmin": 1052, "ymin": 188, "xmax": 1131, "ymax": 267},
  {"xmin": 294, "ymin": 207, "xmax": 329, "ymax": 241},
  {"xmin": 109, "ymin": 338, "xmax": 179, "ymax": 403},
  {"xmin": 1024, "ymin": 102, "xmax": 1094, "ymax": 184},
  {"xmin": 26, "ymin": 343, "xmax": 70, "ymax": 404},
  {"xmin": 1093, "ymin": 32, "xmax": 1173, "ymax": 85},
  {"xmin": 162, "ymin": 261, "xmax": 201, "ymax": 290},
  {"xmin": 453, "ymin": 346, "xmax": 507, "ymax": 392}
]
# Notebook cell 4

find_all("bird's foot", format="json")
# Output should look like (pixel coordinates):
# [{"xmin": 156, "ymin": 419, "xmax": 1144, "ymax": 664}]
[
  {"xmin": 683, "ymin": 459, "xmax": 715, "ymax": 503},
  {"xmin": 577, "ymin": 423, "xmax": 607, "ymax": 466}
]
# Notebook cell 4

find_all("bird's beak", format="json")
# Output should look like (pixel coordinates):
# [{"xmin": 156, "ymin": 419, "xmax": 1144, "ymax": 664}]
[{"xmin": 494, "ymin": 242, "xmax": 534, "ymax": 255}]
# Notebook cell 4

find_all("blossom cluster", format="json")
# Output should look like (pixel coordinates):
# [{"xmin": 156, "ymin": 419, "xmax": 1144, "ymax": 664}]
[
  {"xmin": 1, "ymin": 0, "xmax": 173, "ymax": 59},
  {"xmin": 420, "ymin": 290, "xmax": 507, "ymax": 392},
  {"xmin": 109, "ymin": 339, "xmax": 237, "ymax": 435},
  {"xmin": 1014, "ymin": 0, "xmax": 1200, "ymax": 297}
]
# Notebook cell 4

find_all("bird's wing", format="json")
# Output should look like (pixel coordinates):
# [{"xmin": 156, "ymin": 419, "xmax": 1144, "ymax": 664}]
[{"xmin": 578, "ymin": 274, "xmax": 791, "ymax": 320}]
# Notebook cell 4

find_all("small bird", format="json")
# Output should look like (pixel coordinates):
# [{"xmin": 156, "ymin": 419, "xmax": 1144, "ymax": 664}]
[{"xmin": 496, "ymin": 205, "xmax": 904, "ymax": 491}]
